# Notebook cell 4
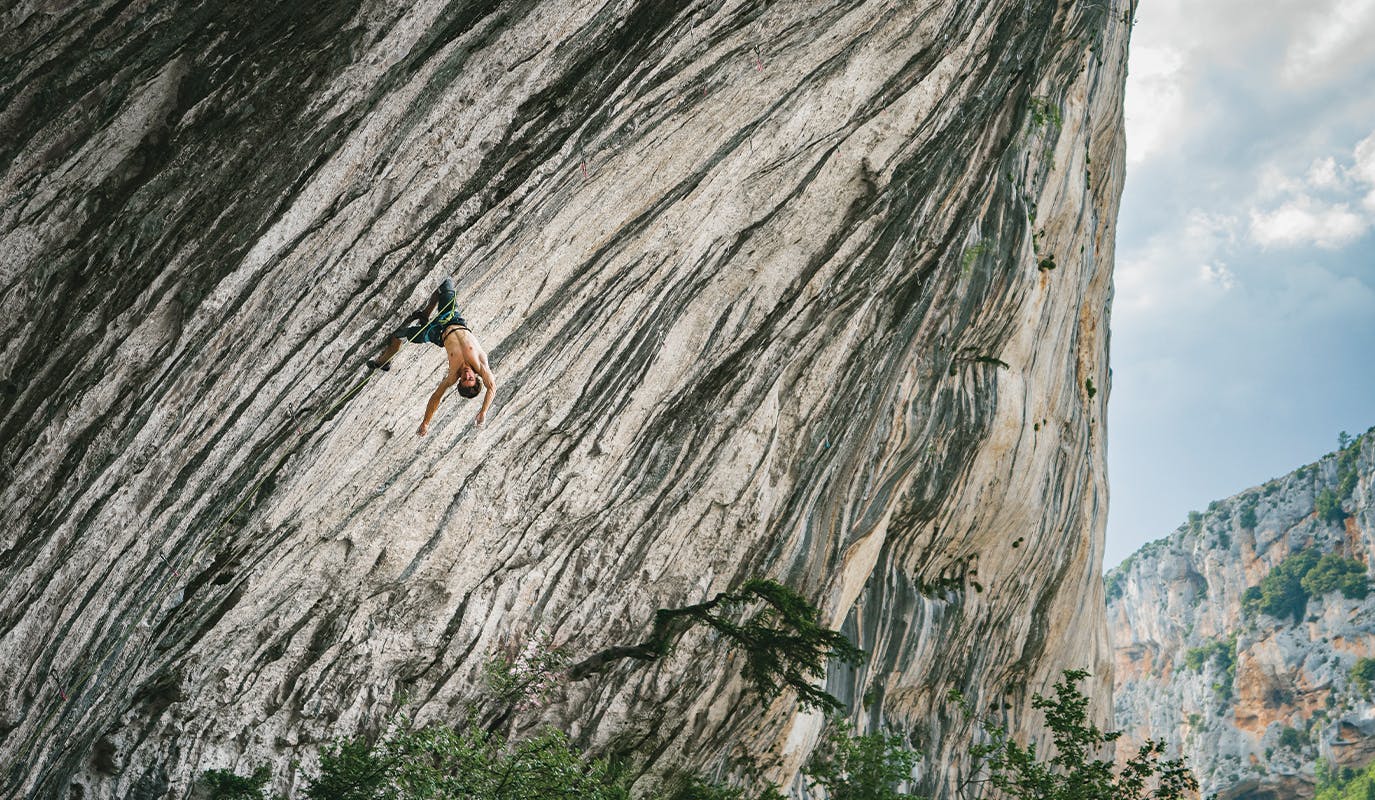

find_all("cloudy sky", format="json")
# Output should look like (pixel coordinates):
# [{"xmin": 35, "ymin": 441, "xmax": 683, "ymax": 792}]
[{"xmin": 1106, "ymin": 0, "xmax": 1375, "ymax": 565}]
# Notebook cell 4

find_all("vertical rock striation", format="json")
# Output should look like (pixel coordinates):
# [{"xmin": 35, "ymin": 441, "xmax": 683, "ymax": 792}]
[
  {"xmin": 1, "ymin": 1, "xmax": 1130, "ymax": 796},
  {"xmin": 1109, "ymin": 429, "xmax": 1375, "ymax": 800}
]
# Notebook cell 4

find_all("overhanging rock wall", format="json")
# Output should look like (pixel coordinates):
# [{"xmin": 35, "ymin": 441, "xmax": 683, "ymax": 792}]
[{"xmin": 0, "ymin": 1, "xmax": 1130, "ymax": 796}]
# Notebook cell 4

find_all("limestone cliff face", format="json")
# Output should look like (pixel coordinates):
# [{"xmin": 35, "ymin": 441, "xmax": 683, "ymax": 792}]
[
  {"xmin": 0, "ymin": 1, "xmax": 1129, "ymax": 797},
  {"xmin": 1108, "ymin": 429, "xmax": 1375, "ymax": 800}
]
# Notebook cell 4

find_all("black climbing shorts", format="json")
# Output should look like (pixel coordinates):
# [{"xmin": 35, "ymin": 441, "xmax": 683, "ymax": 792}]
[{"xmin": 393, "ymin": 277, "xmax": 467, "ymax": 347}]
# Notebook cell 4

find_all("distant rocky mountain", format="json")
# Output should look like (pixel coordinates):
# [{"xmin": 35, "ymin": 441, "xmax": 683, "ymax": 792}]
[{"xmin": 1108, "ymin": 428, "xmax": 1375, "ymax": 800}]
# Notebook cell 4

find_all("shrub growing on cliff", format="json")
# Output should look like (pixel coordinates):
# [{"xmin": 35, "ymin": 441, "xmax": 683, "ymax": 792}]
[
  {"xmin": 1317, "ymin": 488, "xmax": 1347, "ymax": 524},
  {"xmin": 1350, "ymin": 658, "xmax": 1375, "ymax": 698},
  {"xmin": 1238, "ymin": 498, "xmax": 1258, "ymax": 530},
  {"xmin": 1301, "ymin": 554, "xmax": 1370, "ymax": 600},
  {"xmin": 1182, "ymin": 633, "xmax": 1237, "ymax": 700},
  {"xmin": 966, "ymin": 670, "xmax": 1197, "ymax": 800},
  {"xmin": 1243, "ymin": 549, "xmax": 1320, "ymax": 622}
]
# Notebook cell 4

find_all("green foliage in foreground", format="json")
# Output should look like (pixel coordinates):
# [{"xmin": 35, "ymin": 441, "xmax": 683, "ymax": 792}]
[
  {"xmin": 967, "ymin": 670, "xmax": 1197, "ymax": 800},
  {"xmin": 203, "ymin": 669, "xmax": 1197, "ymax": 800},
  {"xmin": 200, "ymin": 767, "xmax": 271, "ymax": 800},
  {"xmin": 1316, "ymin": 757, "xmax": 1375, "ymax": 800},
  {"xmin": 806, "ymin": 721, "xmax": 920, "ymax": 800}
]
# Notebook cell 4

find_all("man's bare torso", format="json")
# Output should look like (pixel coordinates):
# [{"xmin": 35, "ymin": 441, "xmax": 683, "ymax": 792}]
[{"xmin": 441, "ymin": 325, "xmax": 487, "ymax": 373}]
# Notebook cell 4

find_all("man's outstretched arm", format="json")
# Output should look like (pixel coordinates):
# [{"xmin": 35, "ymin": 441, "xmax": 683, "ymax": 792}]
[
  {"xmin": 418, "ymin": 371, "xmax": 457, "ymax": 436},
  {"xmin": 476, "ymin": 365, "xmax": 497, "ymax": 427}
]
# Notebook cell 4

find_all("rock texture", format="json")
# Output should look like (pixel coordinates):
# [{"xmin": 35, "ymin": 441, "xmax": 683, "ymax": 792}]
[
  {"xmin": 0, "ymin": 1, "xmax": 1130, "ymax": 797},
  {"xmin": 1108, "ymin": 428, "xmax": 1375, "ymax": 800}
]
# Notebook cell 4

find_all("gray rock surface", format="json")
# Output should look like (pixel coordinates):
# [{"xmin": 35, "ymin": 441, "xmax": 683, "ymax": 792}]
[
  {"xmin": 1108, "ymin": 429, "xmax": 1375, "ymax": 800},
  {"xmin": 1, "ymin": 1, "xmax": 1130, "ymax": 796}
]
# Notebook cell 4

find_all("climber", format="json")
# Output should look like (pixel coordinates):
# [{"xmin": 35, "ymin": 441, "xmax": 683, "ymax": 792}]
[{"xmin": 369, "ymin": 276, "xmax": 496, "ymax": 435}]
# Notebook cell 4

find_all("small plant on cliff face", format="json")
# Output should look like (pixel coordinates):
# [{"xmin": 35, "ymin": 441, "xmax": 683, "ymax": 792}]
[
  {"xmin": 1349, "ymin": 658, "xmax": 1375, "ymax": 698},
  {"xmin": 1277, "ymin": 725, "xmax": 1307, "ymax": 752},
  {"xmin": 805, "ymin": 720, "xmax": 922, "ymax": 800},
  {"xmin": 1027, "ymin": 97, "xmax": 1063, "ymax": 130},
  {"xmin": 1238, "ymin": 497, "xmax": 1259, "ymax": 530},
  {"xmin": 963, "ymin": 670, "xmax": 1197, "ymax": 800},
  {"xmin": 961, "ymin": 240, "xmax": 989, "ymax": 276},
  {"xmin": 1316, "ymin": 488, "xmax": 1347, "ymax": 524}
]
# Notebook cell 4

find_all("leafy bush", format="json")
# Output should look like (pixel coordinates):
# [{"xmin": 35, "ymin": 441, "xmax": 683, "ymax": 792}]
[
  {"xmin": 1276, "ymin": 725, "xmax": 1305, "ymax": 751},
  {"xmin": 805, "ymin": 721, "xmax": 920, "ymax": 800},
  {"xmin": 1301, "ymin": 554, "xmax": 1370, "ymax": 600},
  {"xmin": 1183, "ymin": 635, "xmax": 1236, "ymax": 676},
  {"xmin": 1187, "ymin": 511, "xmax": 1203, "ymax": 536},
  {"xmin": 967, "ymin": 670, "xmax": 1197, "ymax": 799},
  {"xmin": 200, "ymin": 767, "xmax": 272, "ymax": 800}
]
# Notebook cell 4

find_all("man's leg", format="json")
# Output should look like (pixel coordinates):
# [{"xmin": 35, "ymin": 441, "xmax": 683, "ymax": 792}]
[
  {"xmin": 370, "ymin": 337, "xmax": 403, "ymax": 370},
  {"xmin": 370, "ymin": 322, "xmax": 422, "ymax": 371}
]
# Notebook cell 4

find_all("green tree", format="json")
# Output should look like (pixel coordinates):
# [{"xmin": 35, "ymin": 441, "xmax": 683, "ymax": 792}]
[
  {"xmin": 967, "ymin": 670, "xmax": 1196, "ymax": 800},
  {"xmin": 1316, "ymin": 758, "xmax": 1375, "ymax": 800},
  {"xmin": 805, "ymin": 720, "xmax": 921, "ymax": 800},
  {"xmin": 568, "ymin": 579, "xmax": 864, "ymax": 714},
  {"xmin": 1244, "ymin": 549, "xmax": 1320, "ymax": 622}
]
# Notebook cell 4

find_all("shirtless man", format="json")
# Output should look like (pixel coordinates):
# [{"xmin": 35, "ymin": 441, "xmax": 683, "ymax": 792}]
[{"xmin": 369, "ymin": 277, "xmax": 495, "ymax": 435}]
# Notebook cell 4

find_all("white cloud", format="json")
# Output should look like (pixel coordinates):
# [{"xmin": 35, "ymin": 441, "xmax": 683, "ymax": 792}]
[
  {"xmin": 1307, "ymin": 157, "xmax": 1342, "ymax": 190},
  {"xmin": 1280, "ymin": 0, "xmax": 1375, "ymax": 86},
  {"xmin": 1247, "ymin": 128, "xmax": 1375, "ymax": 248},
  {"xmin": 1249, "ymin": 196, "xmax": 1369, "ymax": 248},
  {"xmin": 1125, "ymin": 45, "xmax": 1188, "ymax": 165},
  {"xmin": 1200, "ymin": 263, "xmax": 1237, "ymax": 291},
  {"xmin": 1116, "ymin": 211, "xmax": 1241, "ymax": 318},
  {"xmin": 1352, "ymin": 131, "xmax": 1375, "ymax": 207}
]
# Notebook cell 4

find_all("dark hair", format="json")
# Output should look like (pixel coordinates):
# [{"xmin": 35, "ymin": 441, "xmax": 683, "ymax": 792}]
[{"xmin": 456, "ymin": 378, "xmax": 482, "ymax": 399}]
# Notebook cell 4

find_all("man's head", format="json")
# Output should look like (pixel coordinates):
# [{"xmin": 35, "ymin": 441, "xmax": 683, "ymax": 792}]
[{"xmin": 456, "ymin": 368, "xmax": 482, "ymax": 399}]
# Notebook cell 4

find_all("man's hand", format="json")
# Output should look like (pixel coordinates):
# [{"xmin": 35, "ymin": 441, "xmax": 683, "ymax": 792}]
[
  {"xmin": 475, "ymin": 409, "xmax": 487, "ymax": 428},
  {"xmin": 417, "ymin": 421, "xmax": 430, "ymax": 436}
]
